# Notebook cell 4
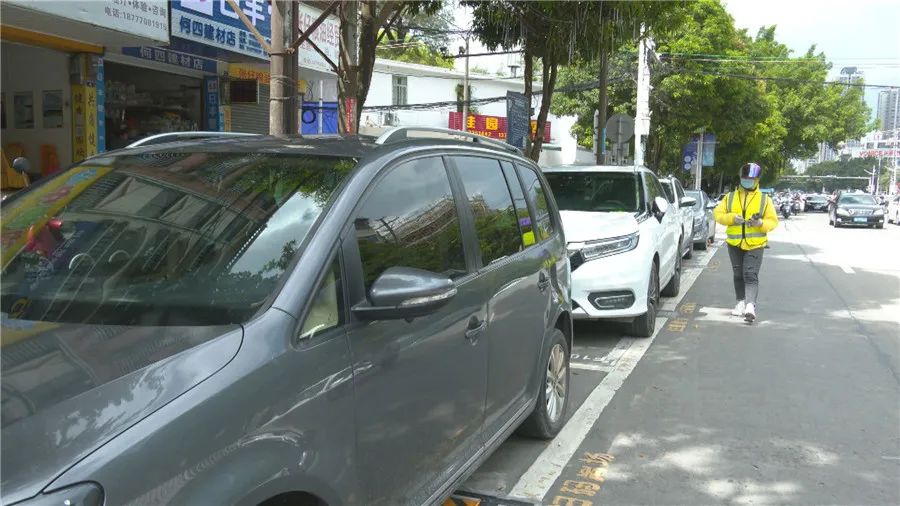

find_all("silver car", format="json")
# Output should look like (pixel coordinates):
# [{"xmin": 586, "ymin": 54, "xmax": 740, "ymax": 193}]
[{"xmin": 685, "ymin": 190, "xmax": 716, "ymax": 250}]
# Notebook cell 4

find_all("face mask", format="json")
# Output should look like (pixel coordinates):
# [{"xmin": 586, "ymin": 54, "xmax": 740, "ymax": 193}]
[{"xmin": 740, "ymin": 178, "xmax": 758, "ymax": 190}]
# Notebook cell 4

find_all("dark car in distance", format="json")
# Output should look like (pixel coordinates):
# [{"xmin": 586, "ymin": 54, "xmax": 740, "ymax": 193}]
[
  {"xmin": 0, "ymin": 129, "xmax": 572, "ymax": 506},
  {"xmin": 829, "ymin": 192, "xmax": 886, "ymax": 228},
  {"xmin": 805, "ymin": 194, "xmax": 829, "ymax": 212}
]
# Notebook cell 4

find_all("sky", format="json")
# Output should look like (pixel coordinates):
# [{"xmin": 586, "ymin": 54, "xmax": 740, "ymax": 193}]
[
  {"xmin": 452, "ymin": 1, "xmax": 900, "ymax": 120},
  {"xmin": 724, "ymin": 0, "xmax": 900, "ymax": 118}
]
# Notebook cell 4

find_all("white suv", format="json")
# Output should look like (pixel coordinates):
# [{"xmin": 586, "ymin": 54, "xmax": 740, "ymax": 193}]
[
  {"xmin": 543, "ymin": 166, "xmax": 682, "ymax": 337},
  {"xmin": 659, "ymin": 176, "xmax": 697, "ymax": 259}
]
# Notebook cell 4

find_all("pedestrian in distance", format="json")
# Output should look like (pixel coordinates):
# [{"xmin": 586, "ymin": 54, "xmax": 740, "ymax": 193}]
[{"xmin": 713, "ymin": 163, "xmax": 779, "ymax": 323}]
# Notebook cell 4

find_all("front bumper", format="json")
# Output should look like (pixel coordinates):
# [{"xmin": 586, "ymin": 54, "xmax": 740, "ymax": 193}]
[
  {"xmin": 570, "ymin": 248, "xmax": 650, "ymax": 320},
  {"xmin": 835, "ymin": 214, "xmax": 884, "ymax": 226},
  {"xmin": 691, "ymin": 222, "xmax": 707, "ymax": 242}
]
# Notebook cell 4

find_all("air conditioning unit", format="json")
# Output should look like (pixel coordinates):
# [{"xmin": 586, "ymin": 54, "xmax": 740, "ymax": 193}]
[{"xmin": 384, "ymin": 112, "xmax": 399, "ymax": 126}]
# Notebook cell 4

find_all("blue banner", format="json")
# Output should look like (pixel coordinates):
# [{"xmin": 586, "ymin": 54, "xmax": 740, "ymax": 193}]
[
  {"xmin": 121, "ymin": 46, "xmax": 217, "ymax": 73},
  {"xmin": 204, "ymin": 76, "xmax": 221, "ymax": 131},
  {"xmin": 682, "ymin": 137, "xmax": 698, "ymax": 172},
  {"xmin": 301, "ymin": 102, "xmax": 338, "ymax": 135},
  {"xmin": 506, "ymin": 91, "xmax": 529, "ymax": 149},
  {"xmin": 96, "ymin": 58, "xmax": 106, "ymax": 153},
  {"xmin": 171, "ymin": 0, "xmax": 271, "ymax": 60},
  {"xmin": 702, "ymin": 132, "xmax": 716, "ymax": 167}
]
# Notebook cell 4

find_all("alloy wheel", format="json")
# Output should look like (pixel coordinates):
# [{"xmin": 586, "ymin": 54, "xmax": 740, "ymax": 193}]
[{"xmin": 545, "ymin": 343, "xmax": 568, "ymax": 424}]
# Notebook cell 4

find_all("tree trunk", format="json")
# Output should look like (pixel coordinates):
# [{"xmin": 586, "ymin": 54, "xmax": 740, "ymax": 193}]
[
  {"xmin": 355, "ymin": 1, "xmax": 379, "ymax": 127},
  {"xmin": 529, "ymin": 55, "xmax": 557, "ymax": 162},
  {"xmin": 523, "ymin": 42, "xmax": 533, "ymax": 155},
  {"xmin": 269, "ymin": 0, "xmax": 287, "ymax": 135},
  {"xmin": 595, "ymin": 41, "xmax": 609, "ymax": 164}
]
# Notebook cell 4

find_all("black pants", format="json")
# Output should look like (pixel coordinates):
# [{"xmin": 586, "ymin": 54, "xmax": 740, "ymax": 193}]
[{"xmin": 727, "ymin": 244, "xmax": 765, "ymax": 304}]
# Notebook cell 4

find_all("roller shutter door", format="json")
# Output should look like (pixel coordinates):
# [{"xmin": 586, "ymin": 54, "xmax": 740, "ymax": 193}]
[{"xmin": 230, "ymin": 83, "xmax": 269, "ymax": 134}]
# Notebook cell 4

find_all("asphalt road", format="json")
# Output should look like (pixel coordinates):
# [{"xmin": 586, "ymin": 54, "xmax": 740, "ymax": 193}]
[{"xmin": 458, "ymin": 211, "xmax": 900, "ymax": 505}]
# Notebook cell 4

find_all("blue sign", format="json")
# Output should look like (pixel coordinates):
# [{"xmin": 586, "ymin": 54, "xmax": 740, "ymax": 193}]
[
  {"xmin": 171, "ymin": 0, "xmax": 271, "ymax": 60},
  {"xmin": 204, "ymin": 76, "xmax": 221, "ymax": 131},
  {"xmin": 506, "ymin": 91, "xmax": 529, "ymax": 149},
  {"xmin": 682, "ymin": 137, "xmax": 698, "ymax": 172},
  {"xmin": 702, "ymin": 132, "xmax": 716, "ymax": 167},
  {"xmin": 96, "ymin": 58, "xmax": 106, "ymax": 153},
  {"xmin": 121, "ymin": 46, "xmax": 217, "ymax": 73},
  {"xmin": 301, "ymin": 102, "xmax": 338, "ymax": 135}
]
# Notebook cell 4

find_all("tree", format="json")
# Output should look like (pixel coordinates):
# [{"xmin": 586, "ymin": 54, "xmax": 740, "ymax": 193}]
[{"xmin": 376, "ymin": 33, "xmax": 455, "ymax": 68}]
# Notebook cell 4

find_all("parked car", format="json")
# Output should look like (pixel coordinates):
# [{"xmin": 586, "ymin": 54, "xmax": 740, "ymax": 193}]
[
  {"xmin": 0, "ymin": 128, "xmax": 573, "ymax": 506},
  {"xmin": 658, "ymin": 176, "xmax": 697, "ymax": 259},
  {"xmin": 887, "ymin": 195, "xmax": 900, "ymax": 225},
  {"xmin": 543, "ymin": 165, "xmax": 681, "ymax": 337},
  {"xmin": 828, "ymin": 191, "xmax": 886, "ymax": 228},
  {"xmin": 804, "ymin": 194, "xmax": 829, "ymax": 212},
  {"xmin": 685, "ymin": 190, "xmax": 716, "ymax": 250}
]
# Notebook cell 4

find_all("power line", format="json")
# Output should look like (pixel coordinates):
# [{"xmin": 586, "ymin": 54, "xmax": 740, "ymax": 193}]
[{"xmin": 662, "ymin": 67, "xmax": 899, "ymax": 89}]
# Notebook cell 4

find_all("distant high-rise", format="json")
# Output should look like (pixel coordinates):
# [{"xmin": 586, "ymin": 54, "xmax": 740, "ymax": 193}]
[{"xmin": 876, "ymin": 89, "xmax": 900, "ymax": 131}]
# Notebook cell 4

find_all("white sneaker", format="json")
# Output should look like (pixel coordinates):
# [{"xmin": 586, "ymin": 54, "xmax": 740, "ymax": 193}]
[
  {"xmin": 744, "ymin": 303, "xmax": 756, "ymax": 322},
  {"xmin": 731, "ymin": 300, "xmax": 745, "ymax": 316}
]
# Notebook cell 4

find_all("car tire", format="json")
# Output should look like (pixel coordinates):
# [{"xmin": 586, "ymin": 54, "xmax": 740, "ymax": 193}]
[
  {"xmin": 518, "ymin": 329, "xmax": 570, "ymax": 439},
  {"xmin": 629, "ymin": 263, "xmax": 659, "ymax": 338},
  {"xmin": 662, "ymin": 252, "xmax": 681, "ymax": 297},
  {"xmin": 877, "ymin": 223, "xmax": 884, "ymax": 229}
]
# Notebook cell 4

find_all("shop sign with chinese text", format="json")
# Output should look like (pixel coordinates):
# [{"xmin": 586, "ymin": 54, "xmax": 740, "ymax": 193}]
[
  {"xmin": 6, "ymin": 0, "xmax": 169, "ymax": 43},
  {"xmin": 172, "ymin": 0, "xmax": 272, "ymax": 60},
  {"xmin": 448, "ymin": 112, "xmax": 551, "ymax": 142},
  {"xmin": 122, "ymin": 47, "xmax": 218, "ymax": 73}
]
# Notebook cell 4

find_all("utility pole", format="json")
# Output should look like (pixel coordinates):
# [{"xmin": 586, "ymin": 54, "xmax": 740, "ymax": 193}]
[
  {"xmin": 288, "ymin": 0, "xmax": 299, "ymax": 134},
  {"xmin": 339, "ymin": 1, "xmax": 359, "ymax": 134},
  {"xmin": 461, "ymin": 36, "xmax": 470, "ymax": 132},
  {"xmin": 595, "ymin": 45, "xmax": 609, "ymax": 165},
  {"xmin": 695, "ymin": 127, "xmax": 705, "ymax": 190},
  {"xmin": 634, "ymin": 26, "xmax": 652, "ymax": 167}
]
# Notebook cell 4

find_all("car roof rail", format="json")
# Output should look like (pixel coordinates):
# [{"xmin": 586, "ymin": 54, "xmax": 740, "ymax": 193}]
[
  {"xmin": 126, "ymin": 131, "xmax": 259, "ymax": 148},
  {"xmin": 375, "ymin": 126, "xmax": 523, "ymax": 156}
]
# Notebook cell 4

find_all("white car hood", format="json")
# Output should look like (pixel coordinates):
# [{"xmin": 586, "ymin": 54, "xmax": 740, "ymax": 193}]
[{"xmin": 559, "ymin": 210, "xmax": 640, "ymax": 243}]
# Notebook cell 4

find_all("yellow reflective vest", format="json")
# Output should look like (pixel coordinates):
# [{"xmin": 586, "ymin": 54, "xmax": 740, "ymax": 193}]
[{"xmin": 713, "ymin": 188, "xmax": 778, "ymax": 250}]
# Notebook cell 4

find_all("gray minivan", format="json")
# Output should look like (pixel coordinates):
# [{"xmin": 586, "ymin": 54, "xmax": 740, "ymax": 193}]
[{"xmin": 1, "ymin": 130, "xmax": 572, "ymax": 506}]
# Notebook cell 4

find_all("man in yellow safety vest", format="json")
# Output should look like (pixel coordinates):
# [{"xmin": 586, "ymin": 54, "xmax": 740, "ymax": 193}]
[{"xmin": 713, "ymin": 162, "xmax": 779, "ymax": 322}]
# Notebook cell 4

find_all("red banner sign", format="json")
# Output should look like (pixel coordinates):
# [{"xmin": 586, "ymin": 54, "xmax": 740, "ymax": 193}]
[{"xmin": 448, "ymin": 112, "xmax": 551, "ymax": 142}]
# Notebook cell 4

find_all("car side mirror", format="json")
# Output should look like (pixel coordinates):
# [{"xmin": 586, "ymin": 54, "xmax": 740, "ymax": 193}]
[
  {"xmin": 680, "ymin": 196, "xmax": 697, "ymax": 208},
  {"xmin": 352, "ymin": 266, "xmax": 456, "ymax": 321},
  {"xmin": 652, "ymin": 196, "xmax": 669, "ymax": 222},
  {"xmin": 706, "ymin": 201, "xmax": 716, "ymax": 210},
  {"xmin": 12, "ymin": 157, "xmax": 39, "ymax": 179}
]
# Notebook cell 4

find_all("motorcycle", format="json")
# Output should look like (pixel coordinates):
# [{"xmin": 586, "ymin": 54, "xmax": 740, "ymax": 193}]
[
  {"xmin": 791, "ymin": 198, "xmax": 802, "ymax": 215},
  {"xmin": 778, "ymin": 198, "xmax": 791, "ymax": 219}
]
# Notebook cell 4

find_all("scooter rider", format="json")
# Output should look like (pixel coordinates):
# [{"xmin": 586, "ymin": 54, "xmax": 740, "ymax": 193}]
[{"xmin": 713, "ymin": 163, "xmax": 779, "ymax": 322}]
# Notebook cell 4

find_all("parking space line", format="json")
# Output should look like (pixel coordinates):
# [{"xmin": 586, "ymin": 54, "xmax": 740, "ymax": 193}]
[
  {"xmin": 571, "ymin": 362, "xmax": 614, "ymax": 373},
  {"xmin": 509, "ymin": 245, "xmax": 719, "ymax": 501}
]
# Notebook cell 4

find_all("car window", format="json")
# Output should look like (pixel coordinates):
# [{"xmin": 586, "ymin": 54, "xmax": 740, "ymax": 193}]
[
  {"xmin": 660, "ymin": 180, "xmax": 676, "ymax": 203},
  {"xmin": 501, "ymin": 161, "xmax": 537, "ymax": 248},
  {"xmin": 544, "ymin": 171, "xmax": 641, "ymax": 213},
  {"xmin": 354, "ymin": 157, "xmax": 467, "ymax": 292},
  {"xmin": 0, "ymin": 153, "xmax": 356, "ymax": 326},
  {"xmin": 838, "ymin": 194, "xmax": 877, "ymax": 205},
  {"xmin": 299, "ymin": 258, "xmax": 344, "ymax": 339},
  {"xmin": 674, "ymin": 179, "xmax": 686, "ymax": 201},
  {"xmin": 518, "ymin": 165, "xmax": 554, "ymax": 241},
  {"xmin": 453, "ymin": 157, "xmax": 523, "ymax": 266}
]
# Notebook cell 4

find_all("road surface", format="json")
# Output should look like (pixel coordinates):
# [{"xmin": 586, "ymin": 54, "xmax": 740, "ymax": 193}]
[{"xmin": 457, "ymin": 212, "xmax": 900, "ymax": 505}]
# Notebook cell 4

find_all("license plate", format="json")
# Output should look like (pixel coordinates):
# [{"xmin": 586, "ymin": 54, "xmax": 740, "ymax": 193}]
[{"xmin": 853, "ymin": 217, "xmax": 867, "ymax": 223}]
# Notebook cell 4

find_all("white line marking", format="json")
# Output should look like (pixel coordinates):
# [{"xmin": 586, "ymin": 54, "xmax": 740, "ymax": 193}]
[
  {"xmin": 509, "ymin": 245, "xmax": 719, "ymax": 500},
  {"xmin": 571, "ymin": 362, "xmax": 614, "ymax": 372},
  {"xmin": 839, "ymin": 263, "xmax": 855, "ymax": 274}
]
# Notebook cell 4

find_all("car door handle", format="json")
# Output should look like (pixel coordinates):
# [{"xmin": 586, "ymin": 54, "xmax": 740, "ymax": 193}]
[
  {"xmin": 465, "ymin": 317, "xmax": 487, "ymax": 342},
  {"xmin": 538, "ymin": 272, "xmax": 551, "ymax": 292}
]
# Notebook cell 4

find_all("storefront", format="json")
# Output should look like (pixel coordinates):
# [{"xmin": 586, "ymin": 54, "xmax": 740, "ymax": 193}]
[
  {"xmin": 169, "ymin": 0, "xmax": 339, "ymax": 134},
  {"xmin": 102, "ymin": 47, "xmax": 220, "ymax": 148},
  {"xmin": 0, "ymin": 0, "xmax": 169, "ymax": 182}
]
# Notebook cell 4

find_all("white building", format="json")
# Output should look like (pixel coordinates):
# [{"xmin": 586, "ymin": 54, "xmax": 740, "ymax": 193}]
[
  {"xmin": 360, "ymin": 58, "xmax": 585, "ymax": 165},
  {"xmin": 876, "ymin": 89, "xmax": 900, "ymax": 132}
]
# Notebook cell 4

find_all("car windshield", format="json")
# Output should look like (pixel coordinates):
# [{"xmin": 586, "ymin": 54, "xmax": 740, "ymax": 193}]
[
  {"xmin": 660, "ymin": 180, "xmax": 675, "ymax": 202},
  {"xmin": 685, "ymin": 191, "xmax": 704, "ymax": 209},
  {"xmin": 544, "ymin": 171, "xmax": 642, "ymax": 213},
  {"xmin": 839, "ymin": 194, "xmax": 876, "ymax": 205},
  {"xmin": 1, "ymin": 152, "xmax": 356, "ymax": 326}
]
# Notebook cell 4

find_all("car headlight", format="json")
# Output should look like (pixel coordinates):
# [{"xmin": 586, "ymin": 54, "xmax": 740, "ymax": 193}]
[
  {"xmin": 17, "ymin": 483, "xmax": 104, "ymax": 506},
  {"xmin": 569, "ymin": 233, "xmax": 639, "ymax": 261},
  {"xmin": 836, "ymin": 208, "xmax": 850, "ymax": 216},
  {"xmin": 873, "ymin": 209, "xmax": 884, "ymax": 216}
]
